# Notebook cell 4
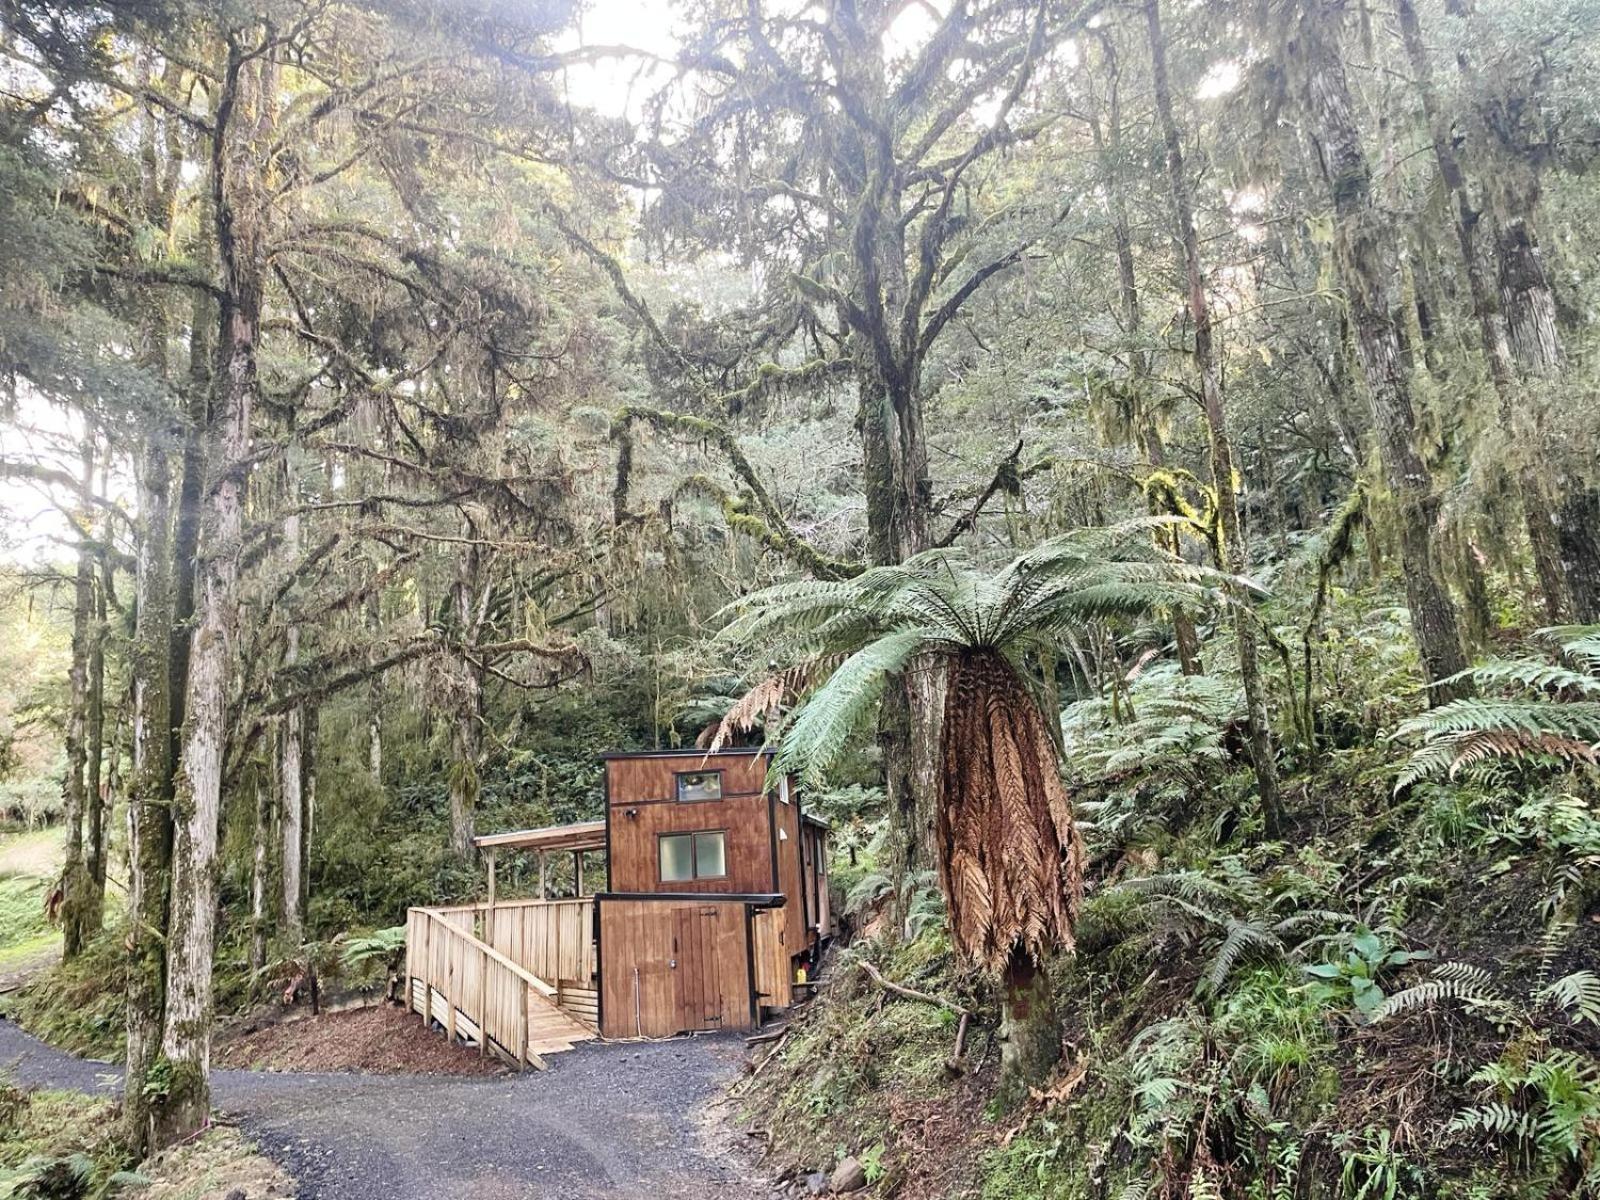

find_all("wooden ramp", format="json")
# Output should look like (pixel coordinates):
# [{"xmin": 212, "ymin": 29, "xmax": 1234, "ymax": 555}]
[{"xmin": 406, "ymin": 906, "xmax": 596, "ymax": 1068}]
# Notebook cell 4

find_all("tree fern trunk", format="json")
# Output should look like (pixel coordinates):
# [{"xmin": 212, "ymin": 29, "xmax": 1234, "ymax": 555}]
[{"xmin": 997, "ymin": 947, "xmax": 1060, "ymax": 1112}]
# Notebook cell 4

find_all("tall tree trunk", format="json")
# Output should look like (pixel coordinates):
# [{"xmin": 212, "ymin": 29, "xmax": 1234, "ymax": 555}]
[
  {"xmin": 1147, "ymin": 0, "xmax": 1283, "ymax": 831},
  {"xmin": 124, "ymin": 56, "xmax": 189, "ymax": 1150},
  {"xmin": 279, "ymin": 487, "xmax": 305, "ymax": 946},
  {"xmin": 86, "ymin": 518, "xmax": 110, "ymax": 914},
  {"xmin": 249, "ymin": 771, "xmax": 271, "ymax": 974},
  {"xmin": 449, "ymin": 516, "xmax": 484, "ymax": 857},
  {"xmin": 1493, "ymin": 214, "xmax": 1600, "ymax": 621},
  {"xmin": 60, "ymin": 440, "xmax": 97, "ymax": 959},
  {"xmin": 279, "ymin": 704, "xmax": 304, "ymax": 946},
  {"xmin": 152, "ymin": 36, "xmax": 270, "ymax": 1147},
  {"xmin": 1091, "ymin": 30, "xmax": 1201, "ymax": 676},
  {"xmin": 367, "ymin": 590, "xmax": 383, "ymax": 783},
  {"xmin": 1299, "ymin": 0, "xmax": 1468, "ymax": 699},
  {"xmin": 1395, "ymin": 0, "xmax": 1567, "ymax": 622}
]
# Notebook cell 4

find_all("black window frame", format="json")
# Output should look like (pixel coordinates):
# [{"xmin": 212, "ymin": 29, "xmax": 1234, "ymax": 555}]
[{"xmin": 673, "ymin": 768, "xmax": 724, "ymax": 803}]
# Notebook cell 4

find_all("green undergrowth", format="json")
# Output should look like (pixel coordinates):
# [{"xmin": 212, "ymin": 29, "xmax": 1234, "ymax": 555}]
[
  {"xmin": 0, "ymin": 1076, "xmax": 292, "ymax": 1199},
  {"xmin": 755, "ymin": 660, "xmax": 1600, "ymax": 1198},
  {"xmin": 741, "ymin": 927, "xmax": 985, "ymax": 1190},
  {"xmin": 0, "ymin": 1082, "xmax": 129, "ymax": 1197},
  {"xmin": 4, "ymin": 930, "xmax": 127, "ymax": 1060}
]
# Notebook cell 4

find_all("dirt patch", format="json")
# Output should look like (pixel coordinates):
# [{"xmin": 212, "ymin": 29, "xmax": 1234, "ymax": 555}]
[
  {"xmin": 0, "ymin": 827, "xmax": 63, "ymax": 879},
  {"xmin": 214, "ymin": 1003, "xmax": 507, "ymax": 1077},
  {"xmin": 141, "ymin": 1125, "xmax": 297, "ymax": 1199}
]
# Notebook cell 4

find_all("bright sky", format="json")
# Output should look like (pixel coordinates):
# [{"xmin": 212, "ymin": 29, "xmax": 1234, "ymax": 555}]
[{"xmin": 0, "ymin": 388, "xmax": 92, "ymax": 566}]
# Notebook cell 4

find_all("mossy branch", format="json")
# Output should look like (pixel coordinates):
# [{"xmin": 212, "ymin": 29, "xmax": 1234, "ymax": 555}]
[
  {"xmin": 679, "ymin": 474, "xmax": 862, "ymax": 581},
  {"xmin": 614, "ymin": 405, "xmax": 862, "ymax": 580}
]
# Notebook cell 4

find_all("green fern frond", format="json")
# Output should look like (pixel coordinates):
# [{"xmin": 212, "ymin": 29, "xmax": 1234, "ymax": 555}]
[
  {"xmin": 1205, "ymin": 920, "xmax": 1283, "ymax": 992},
  {"xmin": 770, "ymin": 629, "xmax": 929, "ymax": 788},
  {"xmin": 1539, "ymin": 970, "xmax": 1600, "ymax": 1026}
]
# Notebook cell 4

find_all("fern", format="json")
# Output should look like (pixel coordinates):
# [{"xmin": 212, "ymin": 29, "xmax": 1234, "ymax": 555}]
[
  {"xmin": 1373, "ymin": 962, "xmax": 1509, "ymax": 1021},
  {"xmin": 1396, "ymin": 627, "xmax": 1600, "ymax": 787},
  {"xmin": 1539, "ymin": 970, "xmax": 1600, "ymax": 1025}
]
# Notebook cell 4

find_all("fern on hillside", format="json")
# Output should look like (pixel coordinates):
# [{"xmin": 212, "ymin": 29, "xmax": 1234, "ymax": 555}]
[{"xmin": 1395, "ymin": 626, "xmax": 1600, "ymax": 788}]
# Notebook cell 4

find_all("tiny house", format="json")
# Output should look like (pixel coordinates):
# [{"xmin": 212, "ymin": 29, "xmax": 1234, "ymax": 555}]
[
  {"xmin": 404, "ymin": 746, "xmax": 830, "ymax": 1063},
  {"xmin": 597, "ymin": 748, "xmax": 830, "ymax": 1038}
]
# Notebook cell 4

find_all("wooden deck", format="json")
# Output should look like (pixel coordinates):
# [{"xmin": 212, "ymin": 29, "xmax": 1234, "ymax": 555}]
[{"xmin": 405, "ymin": 899, "xmax": 597, "ymax": 1068}]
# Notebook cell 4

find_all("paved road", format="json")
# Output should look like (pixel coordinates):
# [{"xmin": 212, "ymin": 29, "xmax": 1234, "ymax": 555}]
[{"xmin": 0, "ymin": 1017, "xmax": 765, "ymax": 1199}]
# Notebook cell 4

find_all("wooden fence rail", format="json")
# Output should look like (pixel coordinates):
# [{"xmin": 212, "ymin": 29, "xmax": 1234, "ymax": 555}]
[{"xmin": 404, "ymin": 905, "xmax": 594, "ymax": 1069}]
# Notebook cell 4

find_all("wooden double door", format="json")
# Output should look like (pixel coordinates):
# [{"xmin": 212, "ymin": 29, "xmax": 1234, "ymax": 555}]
[{"xmin": 597, "ymin": 896, "xmax": 758, "ymax": 1038}]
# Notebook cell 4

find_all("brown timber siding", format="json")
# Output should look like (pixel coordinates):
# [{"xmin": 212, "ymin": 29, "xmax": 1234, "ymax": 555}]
[
  {"xmin": 597, "ymin": 896, "xmax": 757, "ymax": 1038},
  {"xmin": 605, "ymin": 753, "xmax": 777, "ymax": 895}
]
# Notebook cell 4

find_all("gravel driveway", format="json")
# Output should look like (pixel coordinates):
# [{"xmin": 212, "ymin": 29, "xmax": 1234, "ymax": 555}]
[{"xmin": 0, "ymin": 1017, "xmax": 766, "ymax": 1199}]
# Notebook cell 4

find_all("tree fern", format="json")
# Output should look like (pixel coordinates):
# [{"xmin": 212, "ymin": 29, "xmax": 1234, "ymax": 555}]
[
  {"xmin": 1396, "ymin": 627, "xmax": 1600, "ymax": 787},
  {"xmin": 716, "ymin": 525, "xmax": 1254, "ymax": 985}
]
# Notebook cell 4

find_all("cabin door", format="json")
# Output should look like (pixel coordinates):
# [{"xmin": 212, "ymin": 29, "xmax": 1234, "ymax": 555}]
[{"xmin": 672, "ymin": 905, "xmax": 724, "ymax": 1031}]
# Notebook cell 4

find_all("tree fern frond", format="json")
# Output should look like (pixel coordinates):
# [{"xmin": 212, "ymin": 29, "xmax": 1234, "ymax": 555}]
[{"xmin": 769, "ymin": 629, "xmax": 928, "ymax": 787}]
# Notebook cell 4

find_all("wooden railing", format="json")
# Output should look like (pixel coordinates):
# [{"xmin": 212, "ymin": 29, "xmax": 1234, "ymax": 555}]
[
  {"xmin": 419, "ymin": 898, "xmax": 595, "ymax": 994},
  {"xmin": 405, "ymin": 898, "xmax": 598, "ymax": 1068}
]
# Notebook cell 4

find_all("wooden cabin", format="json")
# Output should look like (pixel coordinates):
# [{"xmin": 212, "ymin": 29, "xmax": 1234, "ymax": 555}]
[{"xmin": 404, "ymin": 747, "xmax": 830, "ymax": 1064}]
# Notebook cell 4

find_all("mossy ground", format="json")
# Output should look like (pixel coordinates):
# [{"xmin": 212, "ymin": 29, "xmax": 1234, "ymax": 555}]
[
  {"xmin": 0, "ymin": 1079, "xmax": 291, "ymax": 1199},
  {"xmin": 746, "ymin": 738, "xmax": 1600, "ymax": 1199}
]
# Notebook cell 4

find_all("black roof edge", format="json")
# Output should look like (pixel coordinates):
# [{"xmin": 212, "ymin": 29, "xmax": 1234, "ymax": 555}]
[
  {"xmin": 593, "ymin": 891, "xmax": 785, "ymax": 907},
  {"xmin": 598, "ymin": 746, "xmax": 775, "ymax": 761}
]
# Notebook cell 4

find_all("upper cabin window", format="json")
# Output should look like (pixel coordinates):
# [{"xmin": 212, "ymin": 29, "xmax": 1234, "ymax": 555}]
[
  {"xmin": 675, "ymin": 770, "xmax": 723, "ymax": 803},
  {"xmin": 659, "ymin": 831, "xmax": 727, "ymax": 881}
]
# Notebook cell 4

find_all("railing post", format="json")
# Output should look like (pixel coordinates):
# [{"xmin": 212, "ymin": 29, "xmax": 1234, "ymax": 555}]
[{"xmin": 445, "ymin": 928, "xmax": 457, "ymax": 1044}]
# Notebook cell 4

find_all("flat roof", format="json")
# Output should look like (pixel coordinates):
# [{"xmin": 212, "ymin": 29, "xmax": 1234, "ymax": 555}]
[
  {"xmin": 473, "ymin": 819, "xmax": 607, "ymax": 853},
  {"xmin": 598, "ymin": 746, "xmax": 774, "ymax": 761}
]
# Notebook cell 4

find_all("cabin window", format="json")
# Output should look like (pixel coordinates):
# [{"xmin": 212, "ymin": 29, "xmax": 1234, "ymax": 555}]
[
  {"xmin": 658, "ymin": 831, "xmax": 727, "ymax": 881},
  {"xmin": 675, "ymin": 770, "xmax": 723, "ymax": 803}
]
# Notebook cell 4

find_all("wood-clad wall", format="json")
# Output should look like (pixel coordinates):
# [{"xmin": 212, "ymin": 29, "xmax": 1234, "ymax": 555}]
[
  {"xmin": 606, "ymin": 753, "xmax": 777, "ymax": 895},
  {"xmin": 598, "ymin": 897, "xmax": 757, "ymax": 1038},
  {"xmin": 772, "ymin": 789, "xmax": 806, "ymax": 951}
]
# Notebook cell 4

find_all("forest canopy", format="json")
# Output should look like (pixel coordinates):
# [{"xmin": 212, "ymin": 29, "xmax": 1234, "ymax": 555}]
[{"xmin": 1, "ymin": 0, "xmax": 1598, "ymax": 1196}]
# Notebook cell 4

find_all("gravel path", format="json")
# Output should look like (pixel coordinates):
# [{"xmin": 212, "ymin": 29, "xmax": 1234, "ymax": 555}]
[{"xmin": 0, "ymin": 1017, "xmax": 767, "ymax": 1199}]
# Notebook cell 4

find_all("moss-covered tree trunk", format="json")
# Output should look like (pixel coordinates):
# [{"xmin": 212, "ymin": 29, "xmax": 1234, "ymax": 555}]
[
  {"xmin": 1395, "ymin": 0, "xmax": 1569, "ymax": 624},
  {"xmin": 1299, "ymin": 0, "xmax": 1468, "ymax": 700},
  {"xmin": 1088, "ymin": 31, "xmax": 1203, "ymax": 677},
  {"xmin": 1147, "ymin": 0, "xmax": 1283, "ymax": 832},
  {"xmin": 1492, "ymin": 213, "xmax": 1600, "ymax": 622},
  {"xmin": 59, "ymin": 440, "xmax": 97, "ymax": 960},
  {"xmin": 249, "ymin": 771, "xmax": 271, "ymax": 973},
  {"xmin": 124, "ymin": 55, "xmax": 191, "ymax": 1152},
  {"xmin": 85, "ymin": 519, "xmax": 110, "ymax": 921},
  {"xmin": 152, "ymin": 34, "xmax": 271, "ymax": 1147}
]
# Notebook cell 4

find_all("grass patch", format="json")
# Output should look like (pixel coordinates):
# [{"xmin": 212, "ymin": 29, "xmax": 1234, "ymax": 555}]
[{"xmin": 4, "ymin": 929, "xmax": 127, "ymax": 1059}]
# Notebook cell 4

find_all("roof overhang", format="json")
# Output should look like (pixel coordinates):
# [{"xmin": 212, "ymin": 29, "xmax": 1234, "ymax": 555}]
[{"xmin": 472, "ymin": 819, "xmax": 608, "ymax": 854}]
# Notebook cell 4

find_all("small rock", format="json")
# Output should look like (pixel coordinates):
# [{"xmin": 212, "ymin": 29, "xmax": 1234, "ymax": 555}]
[
  {"xmin": 805, "ymin": 1170, "xmax": 829, "ymax": 1194},
  {"xmin": 830, "ymin": 1156, "xmax": 867, "ymax": 1193}
]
